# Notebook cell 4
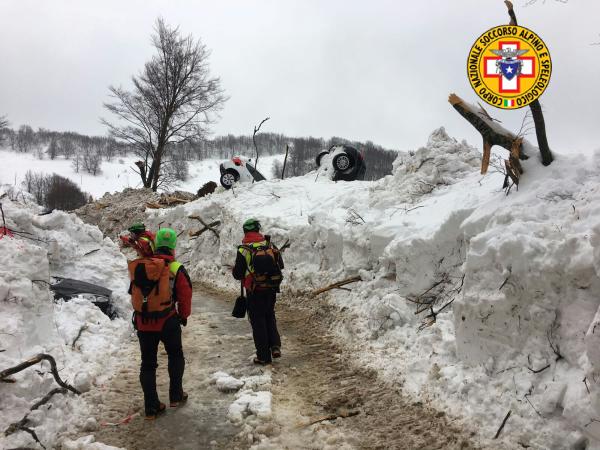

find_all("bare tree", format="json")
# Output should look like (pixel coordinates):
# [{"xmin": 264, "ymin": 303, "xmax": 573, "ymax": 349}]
[
  {"xmin": 61, "ymin": 138, "xmax": 75, "ymax": 159},
  {"xmin": 0, "ymin": 115, "xmax": 8, "ymax": 129},
  {"xmin": 72, "ymin": 153, "xmax": 82, "ymax": 173},
  {"xmin": 15, "ymin": 125, "xmax": 35, "ymax": 153},
  {"xmin": 103, "ymin": 18, "xmax": 227, "ymax": 191},
  {"xmin": 82, "ymin": 145, "xmax": 102, "ymax": 175},
  {"xmin": 47, "ymin": 138, "xmax": 59, "ymax": 160}
]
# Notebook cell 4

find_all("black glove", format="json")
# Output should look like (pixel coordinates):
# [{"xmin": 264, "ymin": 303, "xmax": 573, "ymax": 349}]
[{"xmin": 180, "ymin": 317, "xmax": 187, "ymax": 327}]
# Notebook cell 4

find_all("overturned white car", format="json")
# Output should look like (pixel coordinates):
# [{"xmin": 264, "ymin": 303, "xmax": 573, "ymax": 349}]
[{"xmin": 219, "ymin": 156, "xmax": 267, "ymax": 189}]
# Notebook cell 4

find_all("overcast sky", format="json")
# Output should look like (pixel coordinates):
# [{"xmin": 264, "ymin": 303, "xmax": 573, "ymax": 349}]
[{"xmin": 1, "ymin": 0, "xmax": 599, "ymax": 154}]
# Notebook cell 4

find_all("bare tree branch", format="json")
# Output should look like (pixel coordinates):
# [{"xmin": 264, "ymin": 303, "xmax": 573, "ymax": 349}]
[{"xmin": 252, "ymin": 117, "xmax": 270, "ymax": 176}]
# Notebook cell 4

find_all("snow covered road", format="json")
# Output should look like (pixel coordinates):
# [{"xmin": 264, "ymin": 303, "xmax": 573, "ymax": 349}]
[{"xmin": 71, "ymin": 286, "xmax": 478, "ymax": 449}]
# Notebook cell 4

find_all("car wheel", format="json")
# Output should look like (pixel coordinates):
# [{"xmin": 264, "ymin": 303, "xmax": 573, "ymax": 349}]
[
  {"xmin": 315, "ymin": 150, "xmax": 329, "ymax": 167},
  {"xmin": 333, "ymin": 152, "xmax": 353, "ymax": 171},
  {"xmin": 220, "ymin": 170, "xmax": 239, "ymax": 189}
]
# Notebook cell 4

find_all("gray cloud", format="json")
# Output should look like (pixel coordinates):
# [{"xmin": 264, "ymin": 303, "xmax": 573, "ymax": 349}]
[{"xmin": 0, "ymin": 0, "xmax": 598, "ymax": 154}]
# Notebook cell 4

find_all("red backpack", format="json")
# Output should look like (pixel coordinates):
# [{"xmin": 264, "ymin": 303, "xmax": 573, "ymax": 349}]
[{"xmin": 128, "ymin": 258, "xmax": 180, "ymax": 318}]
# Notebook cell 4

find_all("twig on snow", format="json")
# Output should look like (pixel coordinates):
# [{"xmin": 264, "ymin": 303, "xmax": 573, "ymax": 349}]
[
  {"xmin": 494, "ymin": 410, "xmax": 512, "ymax": 439},
  {"xmin": 4, "ymin": 387, "xmax": 68, "ymax": 449},
  {"xmin": 71, "ymin": 325, "xmax": 88, "ymax": 349},
  {"xmin": 297, "ymin": 410, "xmax": 360, "ymax": 428}
]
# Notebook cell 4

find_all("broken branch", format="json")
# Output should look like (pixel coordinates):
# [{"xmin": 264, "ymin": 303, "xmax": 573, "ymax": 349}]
[
  {"xmin": 494, "ymin": 410, "xmax": 512, "ymax": 439},
  {"xmin": 188, "ymin": 215, "xmax": 220, "ymax": 239},
  {"xmin": 312, "ymin": 276, "xmax": 361, "ymax": 297},
  {"xmin": 0, "ymin": 353, "xmax": 81, "ymax": 395}
]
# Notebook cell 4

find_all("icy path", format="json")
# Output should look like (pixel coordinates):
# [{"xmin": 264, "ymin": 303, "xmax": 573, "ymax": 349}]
[
  {"xmin": 72, "ymin": 287, "xmax": 480, "ymax": 449},
  {"xmin": 74, "ymin": 288, "xmax": 255, "ymax": 449}
]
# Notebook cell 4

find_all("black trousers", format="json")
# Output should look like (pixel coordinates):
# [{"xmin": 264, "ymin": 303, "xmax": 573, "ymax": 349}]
[
  {"xmin": 137, "ymin": 315, "xmax": 185, "ymax": 413},
  {"xmin": 247, "ymin": 290, "xmax": 281, "ymax": 363}
]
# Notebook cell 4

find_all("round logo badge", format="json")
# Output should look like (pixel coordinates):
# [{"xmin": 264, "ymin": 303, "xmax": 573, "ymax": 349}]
[{"xmin": 467, "ymin": 25, "xmax": 551, "ymax": 109}]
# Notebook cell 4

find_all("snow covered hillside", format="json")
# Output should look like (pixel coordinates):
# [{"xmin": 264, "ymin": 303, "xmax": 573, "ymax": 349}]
[
  {"xmin": 144, "ymin": 127, "xmax": 600, "ymax": 449},
  {"xmin": 0, "ymin": 148, "xmax": 284, "ymax": 198},
  {"xmin": 0, "ymin": 189, "xmax": 130, "ymax": 449}
]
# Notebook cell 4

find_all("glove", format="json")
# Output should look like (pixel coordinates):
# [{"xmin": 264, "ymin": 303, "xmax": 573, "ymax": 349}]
[{"xmin": 180, "ymin": 317, "xmax": 187, "ymax": 327}]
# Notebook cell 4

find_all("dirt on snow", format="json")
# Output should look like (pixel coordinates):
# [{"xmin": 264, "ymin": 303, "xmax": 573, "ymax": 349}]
[{"xmin": 73, "ymin": 285, "xmax": 482, "ymax": 450}]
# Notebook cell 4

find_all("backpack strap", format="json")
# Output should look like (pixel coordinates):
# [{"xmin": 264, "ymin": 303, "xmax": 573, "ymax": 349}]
[{"xmin": 169, "ymin": 261, "xmax": 182, "ymax": 276}]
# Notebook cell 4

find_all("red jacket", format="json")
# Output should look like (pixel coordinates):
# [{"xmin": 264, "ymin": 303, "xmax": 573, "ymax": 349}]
[{"xmin": 135, "ymin": 253, "xmax": 192, "ymax": 332}]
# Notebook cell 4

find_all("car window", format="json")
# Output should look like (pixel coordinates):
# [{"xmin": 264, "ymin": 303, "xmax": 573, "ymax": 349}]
[{"xmin": 246, "ymin": 163, "xmax": 266, "ymax": 181}]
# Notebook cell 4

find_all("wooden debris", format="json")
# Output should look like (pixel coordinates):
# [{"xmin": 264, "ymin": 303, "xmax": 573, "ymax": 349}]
[
  {"xmin": 312, "ymin": 276, "xmax": 361, "ymax": 297},
  {"xmin": 189, "ymin": 220, "xmax": 222, "ymax": 238},
  {"xmin": 0, "ymin": 353, "xmax": 81, "ymax": 395},
  {"xmin": 189, "ymin": 215, "xmax": 220, "ymax": 238}
]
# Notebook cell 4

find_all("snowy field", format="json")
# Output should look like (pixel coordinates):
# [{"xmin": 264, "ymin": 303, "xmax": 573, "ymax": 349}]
[
  {"xmin": 143, "ymin": 127, "xmax": 600, "ymax": 449},
  {"xmin": 0, "ymin": 148, "xmax": 284, "ymax": 198}
]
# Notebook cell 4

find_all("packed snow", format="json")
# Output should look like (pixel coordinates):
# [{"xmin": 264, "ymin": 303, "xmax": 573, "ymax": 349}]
[
  {"xmin": 143, "ymin": 127, "xmax": 600, "ymax": 449},
  {"xmin": 0, "ymin": 188, "xmax": 130, "ymax": 449}
]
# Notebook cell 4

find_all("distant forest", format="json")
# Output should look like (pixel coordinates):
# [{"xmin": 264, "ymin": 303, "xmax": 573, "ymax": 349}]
[{"xmin": 0, "ymin": 125, "xmax": 399, "ymax": 183}]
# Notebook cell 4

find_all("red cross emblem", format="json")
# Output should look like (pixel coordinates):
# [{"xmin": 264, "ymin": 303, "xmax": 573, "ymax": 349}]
[{"xmin": 483, "ymin": 41, "xmax": 535, "ymax": 93}]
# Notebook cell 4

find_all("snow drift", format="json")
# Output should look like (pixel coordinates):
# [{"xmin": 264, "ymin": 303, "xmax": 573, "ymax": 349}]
[
  {"xmin": 0, "ymin": 188, "xmax": 130, "ymax": 449},
  {"xmin": 144, "ymin": 127, "xmax": 600, "ymax": 449}
]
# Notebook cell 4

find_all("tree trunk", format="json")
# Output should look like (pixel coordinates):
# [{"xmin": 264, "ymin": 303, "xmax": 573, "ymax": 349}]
[
  {"xmin": 529, "ymin": 99, "xmax": 553, "ymax": 165},
  {"xmin": 504, "ymin": 0, "xmax": 553, "ymax": 166}
]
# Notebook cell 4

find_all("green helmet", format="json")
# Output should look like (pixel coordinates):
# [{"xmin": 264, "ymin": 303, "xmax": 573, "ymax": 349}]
[
  {"xmin": 128, "ymin": 222, "xmax": 146, "ymax": 233},
  {"xmin": 155, "ymin": 227, "xmax": 177, "ymax": 250},
  {"xmin": 243, "ymin": 218, "xmax": 261, "ymax": 232}
]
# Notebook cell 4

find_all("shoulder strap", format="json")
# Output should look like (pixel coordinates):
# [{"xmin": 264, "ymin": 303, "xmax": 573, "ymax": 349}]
[{"xmin": 169, "ymin": 261, "xmax": 182, "ymax": 276}]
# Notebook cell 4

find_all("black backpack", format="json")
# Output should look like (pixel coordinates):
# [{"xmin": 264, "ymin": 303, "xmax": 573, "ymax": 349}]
[{"xmin": 240, "ymin": 243, "xmax": 283, "ymax": 291}]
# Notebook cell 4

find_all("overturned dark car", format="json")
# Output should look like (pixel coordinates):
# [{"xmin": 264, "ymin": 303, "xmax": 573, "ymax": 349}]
[
  {"xmin": 316, "ymin": 145, "xmax": 366, "ymax": 181},
  {"xmin": 50, "ymin": 278, "xmax": 116, "ymax": 319}
]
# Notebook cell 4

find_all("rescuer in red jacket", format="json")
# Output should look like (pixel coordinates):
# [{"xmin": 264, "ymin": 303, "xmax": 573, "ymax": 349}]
[{"xmin": 133, "ymin": 228, "xmax": 192, "ymax": 419}]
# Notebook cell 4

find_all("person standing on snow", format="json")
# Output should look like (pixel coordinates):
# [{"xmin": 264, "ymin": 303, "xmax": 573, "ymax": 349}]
[
  {"xmin": 232, "ymin": 218, "xmax": 284, "ymax": 365},
  {"xmin": 129, "ymin": 227, "xmax": 192, "ymax": 419},
  {"xmin": 120, "ymin": 222, "xmax": 155, "ymax": 258}
]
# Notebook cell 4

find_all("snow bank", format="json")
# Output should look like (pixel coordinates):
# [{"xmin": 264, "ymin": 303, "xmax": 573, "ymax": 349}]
[
  {"xmin": 0, "ymin": 188, "xmax": 130, "ymax": 449},
  {"xmin": 145, "ymin": 127, "xmax": 600, "ymax": 448}
]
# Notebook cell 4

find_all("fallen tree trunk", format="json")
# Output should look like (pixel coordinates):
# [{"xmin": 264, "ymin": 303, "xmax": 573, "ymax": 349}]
[
  {"xmin": 0, "ymin": 353, "xmax": 81, "ymax": 395},
  {"xmin": 449, "ymin": 94, "xmax": 527, "ymax": 175},
  {"xmin": 312, "ymin": 276, "xmax": 361, "ymax": 297}
]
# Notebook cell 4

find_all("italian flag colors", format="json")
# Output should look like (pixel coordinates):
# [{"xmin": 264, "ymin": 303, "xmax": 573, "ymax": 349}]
[{"xmin": 503, "ymin": 99, "xmax": 515, "ymax": 107}]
